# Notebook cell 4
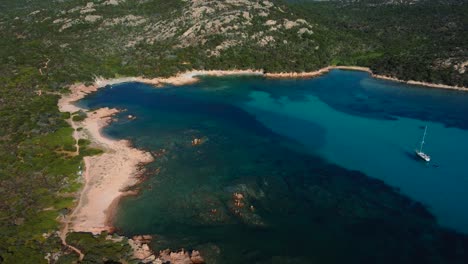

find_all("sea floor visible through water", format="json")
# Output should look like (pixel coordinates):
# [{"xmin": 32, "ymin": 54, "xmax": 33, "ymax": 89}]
[{"xmin": 78, "ymin": 70, "xmax": 468, "ymax": 263}]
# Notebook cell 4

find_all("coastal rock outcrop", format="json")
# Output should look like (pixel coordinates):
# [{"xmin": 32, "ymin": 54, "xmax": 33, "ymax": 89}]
[
  {"xmin": 158, "ymin": 249, "xmax": 205, "ymax": 264},
  {"xmin": 129, "ymin": 235, "xmax": 205, "ymax": 264},
  {"xmin": 128, "ymin": 235, "xmax": 156, "ymax": 262}
]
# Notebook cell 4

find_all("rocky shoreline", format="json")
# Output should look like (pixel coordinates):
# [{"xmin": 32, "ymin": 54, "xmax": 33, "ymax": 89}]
[{"xmin": 129, "ymin": 235, "xmax": 205, "ymax": 264}]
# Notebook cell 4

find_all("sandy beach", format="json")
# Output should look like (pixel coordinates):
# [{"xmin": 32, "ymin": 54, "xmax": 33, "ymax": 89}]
[
  {"xmin": 59, "ymin": 86, "xmax": 153, "ymax": 234},
  {"xmin": 71, "ymin": 108, "xmax": 153, "ymax": 234}
]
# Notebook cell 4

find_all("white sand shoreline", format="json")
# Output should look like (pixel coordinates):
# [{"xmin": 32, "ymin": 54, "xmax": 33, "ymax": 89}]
[
  {"xmin": 58, "ymin": 66, "xmax": 467, "ymax": 235},
  {"xmin": 59, "ymin": 87, "xmax": 154, "ymax": 235}
]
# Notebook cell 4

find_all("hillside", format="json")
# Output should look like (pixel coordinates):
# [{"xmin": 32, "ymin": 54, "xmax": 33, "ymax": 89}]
[
  {"xmin": 0, "ymin": 0, "xmax": 467, "ymax": 262},
  {"xmin": 289, "ymin": 0, "xmax": 467, "ymax": 85},
  {"xmin": 2, "ymin": 0, "xmax": 466, "ymax": 84}
]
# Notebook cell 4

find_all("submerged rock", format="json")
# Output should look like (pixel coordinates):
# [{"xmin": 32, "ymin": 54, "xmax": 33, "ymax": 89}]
[
  {"xmin": 191, "ymin": 138, "xmax": 203, "ymax": 146},
  {"xmin": 190, "ymin": 250, "xmax": 204, "ymax": 264},
  {"xmin": 227, "ymin": 190, "xmax": 265, "ymax": 227}
]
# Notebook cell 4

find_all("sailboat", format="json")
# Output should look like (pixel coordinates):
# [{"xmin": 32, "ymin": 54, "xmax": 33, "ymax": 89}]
[{"xmin": 415, "ymin": 126, "xmax": 431, "ymax": 162}]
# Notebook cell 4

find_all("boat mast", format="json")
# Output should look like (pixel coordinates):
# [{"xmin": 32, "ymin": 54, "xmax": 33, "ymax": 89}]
[{"xmin": 419, "ymin": 126, "xmax": 427, "ymax": 152}]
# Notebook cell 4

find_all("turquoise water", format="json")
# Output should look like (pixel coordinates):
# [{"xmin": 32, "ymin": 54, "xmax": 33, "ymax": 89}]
[{"xmin": 79, "ymin": 70, "xmax": 468, "ymax": 263}]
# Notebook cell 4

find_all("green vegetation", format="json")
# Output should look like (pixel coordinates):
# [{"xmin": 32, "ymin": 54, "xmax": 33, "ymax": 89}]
[
  {"xmin": 64, "ymin": 232, "xmax": 134, "ymax": 263},
  {"xmin": 78, "ymin": 138, "xmax": 103, "ymax": 157},
  {"xmin": 0, "ymin": 0, "xmax": 466, "ymax": 262},
  {"xmin": 286, "ymin": 0, "xmax": 468, "ymax": 86},
  {"xmin": 0, "ymin": 86, "xmax": 82, "ymax": 262},
  {"xmin": 72, "ymin": 111, "xmax": 87, "ymax": 122}
]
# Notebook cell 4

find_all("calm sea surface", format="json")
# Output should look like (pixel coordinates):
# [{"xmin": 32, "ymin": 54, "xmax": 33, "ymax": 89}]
[{"xmin": 79, "ymin": 70, "xmax": 468, "ymax": 263}]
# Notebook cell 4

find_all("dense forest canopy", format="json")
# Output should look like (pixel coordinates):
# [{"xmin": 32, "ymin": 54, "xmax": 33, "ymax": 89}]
[{"xmin": 0, "ymin": 0, "xmax": 466, "ymax": 262}]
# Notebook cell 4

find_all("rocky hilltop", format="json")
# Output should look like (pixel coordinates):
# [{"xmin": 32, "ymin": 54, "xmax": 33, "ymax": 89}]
[{"xmin": 51, "ymin": 0, "xmax": 315, "ymax": 54}]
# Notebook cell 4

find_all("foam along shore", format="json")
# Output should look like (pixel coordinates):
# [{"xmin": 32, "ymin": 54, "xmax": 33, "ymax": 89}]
[{"xmin": 58, "ymin": 66, "xmax": 467, "ymax": 234}]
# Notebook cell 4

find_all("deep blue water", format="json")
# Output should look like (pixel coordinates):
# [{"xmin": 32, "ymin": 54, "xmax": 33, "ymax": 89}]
[{"xmin": 79, "ymin": 70, "xmax": 468, "ymax": 263}]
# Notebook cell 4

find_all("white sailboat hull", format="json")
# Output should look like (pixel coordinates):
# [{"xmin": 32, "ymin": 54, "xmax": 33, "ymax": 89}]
[
  {"xmin": 415, "ymin": 150, "xmax": 431, "ymax": 162},
  {"xmin": 415, "ymin": 126, "xmax": 430, "ymax": 162}
]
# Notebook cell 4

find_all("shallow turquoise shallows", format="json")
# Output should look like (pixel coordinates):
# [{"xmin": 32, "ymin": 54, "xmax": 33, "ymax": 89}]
[{"xmin": 79, "ymin": 70, "xmax": 468, "ymax": 263}]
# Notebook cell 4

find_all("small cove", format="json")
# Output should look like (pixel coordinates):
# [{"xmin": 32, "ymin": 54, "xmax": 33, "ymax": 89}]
[{"xmin": 78, "ymin": 70, "xmax": 468, "ymax": 263}]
